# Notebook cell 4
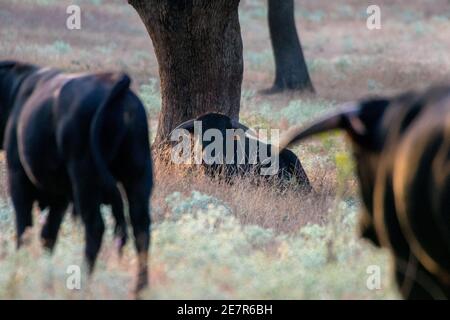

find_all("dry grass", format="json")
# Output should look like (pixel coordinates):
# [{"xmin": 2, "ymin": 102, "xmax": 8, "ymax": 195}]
[{"xmin": 152, "ymin": 155, "xmax": 337, "ymax": 234}]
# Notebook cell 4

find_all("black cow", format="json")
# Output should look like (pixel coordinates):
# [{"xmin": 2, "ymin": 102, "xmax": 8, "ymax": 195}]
[
  {"xmin": 0, "ymin": 61, "xmax": 153, "ymax": 293},
  {"xmin": 170, "ymin": 113, "xmax": 311, "ymax": 191},
  {"xmin": 278, "ymin": 86, "xmax": 450, "ymax": 300}
]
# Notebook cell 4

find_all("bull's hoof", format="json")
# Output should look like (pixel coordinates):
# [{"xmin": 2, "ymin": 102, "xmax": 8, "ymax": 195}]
[
  {"xmin": 114, "ymin": 226, "xmax": 128, "ymax": 257},
  {"xmin": 134, "ymin": 271, "xmax": 149, "ymax": 297},
  {"xmin": 115, "ymin": 237, "xmax": 127, "ymax": 258},
  {"xmin": 16, "ymin": 229, "xmax": 33, "ymax": 249},
  {"xmin": 41, "ymin": 238, "xmax": 56, "ymax": 252}
]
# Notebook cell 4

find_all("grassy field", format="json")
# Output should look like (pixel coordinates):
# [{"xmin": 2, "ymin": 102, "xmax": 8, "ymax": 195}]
[{"xmin": 0, "ymin": 0, "xmax": 449, "ymax": 299}]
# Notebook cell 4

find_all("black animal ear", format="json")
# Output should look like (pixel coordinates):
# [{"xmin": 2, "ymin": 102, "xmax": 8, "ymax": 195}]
[{"xmin": 346, "ymin": 98, "xmax": 391, "ymax": 147}]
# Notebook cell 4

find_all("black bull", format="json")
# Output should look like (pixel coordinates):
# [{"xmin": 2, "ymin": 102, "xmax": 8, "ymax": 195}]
[
  {"xmin": 0, "ymin": 61, "xmax": 153, "ymax": 293},
  {"xmin": 170, "ymin": 112, "xmax": 312, "ymax": 191},
  {"xmin": 279, "ymin": 86, "xmax": 450, "ymax": 299}
]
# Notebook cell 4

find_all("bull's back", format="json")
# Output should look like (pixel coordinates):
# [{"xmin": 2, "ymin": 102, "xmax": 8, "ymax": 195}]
[
  {"xmin": 16, "ymin": 72, "xmax": 111, "ymax": 194},
  {"xmin": 14, "ymin": 72, "xmax": 71, "ymax": 194}
]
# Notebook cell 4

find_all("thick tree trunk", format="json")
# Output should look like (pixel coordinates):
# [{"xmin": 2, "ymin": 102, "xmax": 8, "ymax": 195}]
[
  {"xmin": 129, "ymin": 0, "xmax": 243, "ymax": 146},
  {"xmin": 266, "ymin": 0, "xmax": 314, "ymax": 93}
]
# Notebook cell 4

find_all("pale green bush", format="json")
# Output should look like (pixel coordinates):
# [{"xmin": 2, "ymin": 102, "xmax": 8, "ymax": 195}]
[
  {"xmin": 138, "ymin": 78, "xmax": 161, "ymax": 114},
  {"xmin": 0, "ymin": 192, "xmax": 400, "ymax": 299},
  {"xmin": 145, "ymin": 192, "xmax": 399, "ymax": 299}
]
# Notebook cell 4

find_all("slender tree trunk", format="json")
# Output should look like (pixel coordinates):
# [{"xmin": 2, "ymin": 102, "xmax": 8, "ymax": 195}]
[
  {"xmin": 266, "ymin": 0, "xmax": 314, "ymax": 93},
  {"xmin": 129, "ymin": 0, "xmax": 243, "ymax": 146}
]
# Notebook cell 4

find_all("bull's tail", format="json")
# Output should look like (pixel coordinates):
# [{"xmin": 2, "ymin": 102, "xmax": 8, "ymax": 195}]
[{"xmin": 90, "ymin": 73, "xmax": 131, "ymax": 193}]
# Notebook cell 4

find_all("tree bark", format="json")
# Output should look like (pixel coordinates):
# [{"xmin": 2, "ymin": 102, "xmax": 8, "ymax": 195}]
[
  {"xmin": 266, "ymin": 0, "xmax": 314, "ymax": 93},
  {"xmin": 129, "ymin": 0, "xmax": 243, "ymax": 146}
]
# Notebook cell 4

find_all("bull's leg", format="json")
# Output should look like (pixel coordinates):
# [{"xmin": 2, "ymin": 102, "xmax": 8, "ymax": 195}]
[
  {"xmin": 8, "ymin": 169, "xmax": 35, "ymax": 248},
  {"xmin": 40, "ymin": 199, "xmax": 69, "ymax": 252},
  {"xmin": 395, "ymin": 256, "xmax": 449, "ymax": 300},
  {"xmin": 71, "ymin": 204, "xmax": 79, "ymax": 220},
  {"xmin": 106, "ymin": 187, "xmax": 128, "ymax": 256},
  {"xmin": 82, "ymin": 209, "xmax": 105, "ymax": 274},
  {"xmin": 68, "ymin": 162, "xmax": 104, "ymax": 274},
  {"xmin": 124, "ymin": 178, "xmax": 151, "ymax": 294}
]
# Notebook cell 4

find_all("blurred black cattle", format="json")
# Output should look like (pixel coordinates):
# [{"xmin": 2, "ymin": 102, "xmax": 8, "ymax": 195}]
[
  {"xmin": 0, "ymin": 60, "xmax": 153, "ymax": 293},
  {"xmin": 170, "ymin": 112, "xmax": 311, "ymax": 191},
  {"xmin": 278, "ymin": 86, "xmax": 450, "ymax": 299}
]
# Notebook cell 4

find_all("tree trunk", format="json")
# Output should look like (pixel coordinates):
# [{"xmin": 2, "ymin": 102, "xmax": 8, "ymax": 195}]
[
  {"xmin": 266, "ymin": 0, "xmax": 314, "ymax": 93},
  {"xmin": 129, "ymin": 0, "xmax": 243, "ymax": 146}
]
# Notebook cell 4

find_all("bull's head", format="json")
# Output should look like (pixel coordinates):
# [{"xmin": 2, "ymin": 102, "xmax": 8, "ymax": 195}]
[
  {"xmin": 278, "ymin": 98, "xmax": 392, "ymax": 246},
  {"xmin": 172, "ymin": 112, "xmax": 250, "ymax": 135},
  {"xmin": 170, "ymin": 112, "xmax": 254, "ymax": 151}
]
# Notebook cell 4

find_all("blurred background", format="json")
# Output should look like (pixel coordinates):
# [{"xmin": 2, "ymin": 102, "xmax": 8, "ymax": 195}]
[{"xmin": 0, "ymin": 0, "xmax": 449, "ymax": 299}]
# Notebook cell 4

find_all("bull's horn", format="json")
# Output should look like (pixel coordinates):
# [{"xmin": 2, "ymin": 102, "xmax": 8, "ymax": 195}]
[
  {"xmin": 231, "ymin": 119, "xmax": 258, "ymax": 138},
  {"xmin": 168, "ymin": 119, "xmax": 198, "ymax": 142},
  {"xmin": 278, "ymin": 102, "xmax": 360, "ymax": 151},
  {"xmin": 170, "ymin": 118, "xmax": 196, "ymax": 135}
]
